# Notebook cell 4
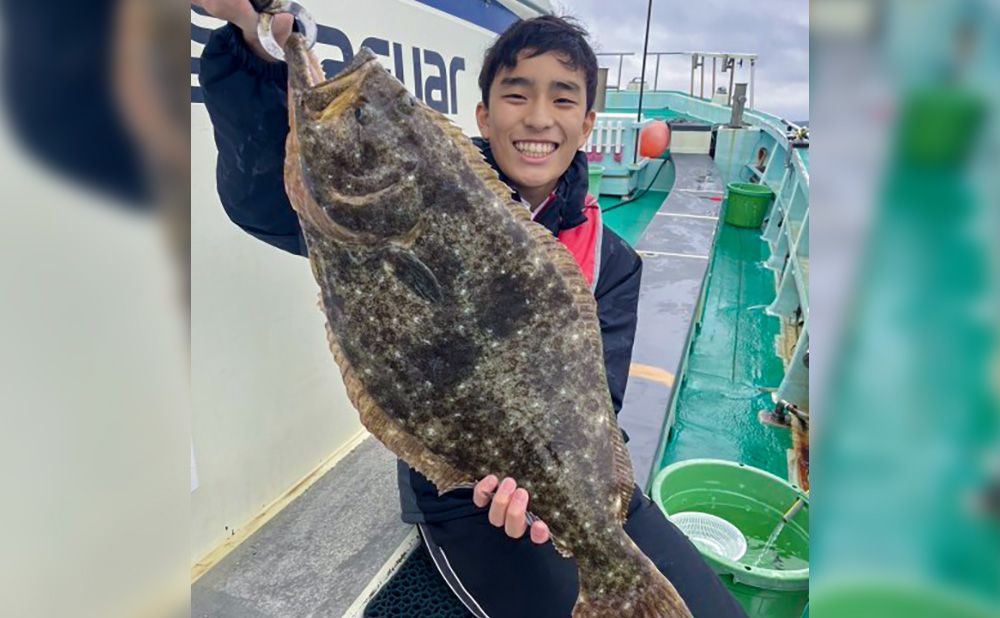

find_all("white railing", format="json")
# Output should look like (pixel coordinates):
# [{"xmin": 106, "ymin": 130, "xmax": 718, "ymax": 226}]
[{"xmin": 585, "ymin": 113, "xmax": 633, "ymax": 157}]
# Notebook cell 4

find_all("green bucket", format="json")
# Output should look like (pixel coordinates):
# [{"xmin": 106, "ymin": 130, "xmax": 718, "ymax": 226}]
[
  {"xmin": 725, "ymin": 182, "xmax": 774, "ymax": 228},
  {"xmin": 587, "ymin": 164, "xmax": 604, "ymax": 196},
  {"xmin": 652, "ymin": 459, "xmax": 809, "ymax": 618}
]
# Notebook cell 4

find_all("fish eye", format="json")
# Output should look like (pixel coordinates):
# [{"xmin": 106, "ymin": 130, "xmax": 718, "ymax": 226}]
[
  {"xmin": 355, "ymin": 105, "xmax": 371, "ymax": 125},
  {"xmin": 398, "ymin": 92, "xmax": 417, "ymax": 114}
]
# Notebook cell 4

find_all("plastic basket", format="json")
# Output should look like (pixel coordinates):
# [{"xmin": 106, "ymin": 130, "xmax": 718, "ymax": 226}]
[{"xmin": 670, "ymin": 511, "xmax": 748, "ymax": 561}]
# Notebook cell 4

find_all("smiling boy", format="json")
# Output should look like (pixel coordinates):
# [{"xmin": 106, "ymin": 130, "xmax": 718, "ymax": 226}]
[
  {"xmin": 199, "ymin": 7, "xmax": 745, "ymax": 616},
  {"xmin": 476, "ymin": 48, "xmax": 594, "ymax": 208}
]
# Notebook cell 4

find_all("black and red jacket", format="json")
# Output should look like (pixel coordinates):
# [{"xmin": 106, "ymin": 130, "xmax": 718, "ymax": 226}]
[{"xmin": 200, "ymin": 24, "xmax": 642, "ymax": 523}]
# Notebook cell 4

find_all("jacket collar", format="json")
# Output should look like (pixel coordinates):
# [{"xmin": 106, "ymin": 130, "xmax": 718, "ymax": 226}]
[{"xmin": 472, "ymin": 137, "xmax": 589, "ymax": 235}]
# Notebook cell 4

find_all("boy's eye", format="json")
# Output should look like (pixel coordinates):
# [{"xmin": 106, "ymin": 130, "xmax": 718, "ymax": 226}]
[
  {"xmin": 503, "ymin": 94, "xmax": 527, "ymax": 101},
  {"xmin": 556, "ymin": 98, "xmax": 577, "ymax": 105}
]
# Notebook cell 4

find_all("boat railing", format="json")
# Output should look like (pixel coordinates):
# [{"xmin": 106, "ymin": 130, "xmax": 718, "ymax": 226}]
[
  {"xmin": 762, "ymin": 144, "xmax": 809, "ymax": 425},
  {"xmin": 595, "ymin": 52, "xmax": 635, "ymax": 90},
  {"xmin": 586, "ymin": 112, "xmax": 649, "ymax": 163},
  {"xmin": 598, "ymin": 51, "xmax": 759, "ymax": 108}
]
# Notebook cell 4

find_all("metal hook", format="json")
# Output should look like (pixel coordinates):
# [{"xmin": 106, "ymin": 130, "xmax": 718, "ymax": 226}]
[{"xmin": 251, "ymin": 0, "xmax": 317, "ymax": 62}]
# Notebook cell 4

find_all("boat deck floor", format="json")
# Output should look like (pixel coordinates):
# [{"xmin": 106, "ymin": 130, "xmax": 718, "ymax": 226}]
[
  {"xmin": 191, "ymin": 437, "xmax": 417, "ymax": 617},
  {"xmin": 657, "ymin": 203, "xmax": 792, "ymax": 478},
  {"xmin": 604, "ymin": 153, "xmax": 726, "ymax": 488},
  {"xmin": 599, "ymin": 190, "xmax": 666, "ymax": 246}
]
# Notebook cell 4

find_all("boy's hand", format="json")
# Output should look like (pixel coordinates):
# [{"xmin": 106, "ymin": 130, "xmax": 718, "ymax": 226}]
[
  {"xmin": 191, "ymin": 0, "xmax": 293, "ymax": 62},
  {"xmin": 473, "ymin": 475, "xmax": 550, "ymax": 544}
]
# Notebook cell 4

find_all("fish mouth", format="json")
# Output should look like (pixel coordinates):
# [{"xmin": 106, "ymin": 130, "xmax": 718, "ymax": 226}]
[
  {"xmin": 311, "ymin": 47, "xmax": 382, "ymax": 90},
  {"xmin": 285, "ymin": 38, "xmax": 416, "ymax": 194},
  {"xmin": 285, "ymin": 33, "xmax": 325, "ymax": 91},
  {"xmin": 286, "ymin": 36, "xmax": 383, "ymax": 119}
]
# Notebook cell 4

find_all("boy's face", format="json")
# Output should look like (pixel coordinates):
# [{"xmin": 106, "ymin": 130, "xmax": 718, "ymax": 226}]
[{"xmin": 476, "ymin": 50, "xmax": 596, "ymax": 206}]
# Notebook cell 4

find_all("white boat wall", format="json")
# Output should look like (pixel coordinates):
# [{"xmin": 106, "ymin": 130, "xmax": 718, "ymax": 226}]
[{"xmin": 189, "ymin": 0, "xmax": 549, "ymax": 568}]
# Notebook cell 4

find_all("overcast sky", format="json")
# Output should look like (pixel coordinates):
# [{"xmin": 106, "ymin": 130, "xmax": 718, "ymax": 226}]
[{"xmin": 550, "ymin": 0, "xmax": 809, "ymax": 121}]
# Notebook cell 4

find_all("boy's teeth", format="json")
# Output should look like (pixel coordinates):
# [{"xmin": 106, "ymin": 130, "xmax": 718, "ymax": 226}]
[{"xmin": 515, "ymin": 141, "xmax": 556, "ymax": 157}]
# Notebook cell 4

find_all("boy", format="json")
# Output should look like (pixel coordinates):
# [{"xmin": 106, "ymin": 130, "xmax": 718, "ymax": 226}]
[{"xmin": 199, "ymin": 6, "xmax": 745, "ymax": 616}]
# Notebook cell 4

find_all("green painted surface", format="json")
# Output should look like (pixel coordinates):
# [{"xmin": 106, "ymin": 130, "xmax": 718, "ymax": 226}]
[
  {"xmin": 604, "ymin": 107, "xmax": 696, "ymax": 122},
  {"xmin": 598, "ymin": 191, "xmax": 668, "ymax": 247},
  {"xmin": 660, "ymin": 221, "xmax": 791, "ymax": 477},
  {"xmin": 815, "ymin": 161, "xmax": 1000, "ymax": 602}
]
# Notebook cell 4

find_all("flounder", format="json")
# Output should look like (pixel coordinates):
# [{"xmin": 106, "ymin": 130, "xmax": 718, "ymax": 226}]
[{"xmin": 282, "ymin": 33, "xmax": 691, "ymax": 618}]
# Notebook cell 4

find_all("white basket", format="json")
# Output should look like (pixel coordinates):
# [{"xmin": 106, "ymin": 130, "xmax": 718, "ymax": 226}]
[{"xmin": 669, "ymin": 511, "xmax": 747, "ymax": 561}]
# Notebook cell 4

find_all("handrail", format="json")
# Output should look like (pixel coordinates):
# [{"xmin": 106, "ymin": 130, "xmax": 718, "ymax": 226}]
[
  {"xmin": 604, "ymin": 51, "xmax": 760, "ymax": 109},
  {"xmin": 595, "ymin": 52, "xmax": 635, "ymax": 90}
]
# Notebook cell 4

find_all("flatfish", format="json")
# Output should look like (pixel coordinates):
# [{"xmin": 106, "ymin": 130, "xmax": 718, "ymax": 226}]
[{"xmin": 282, "ymin": 34, "xmax": 691, "ymax": 618}]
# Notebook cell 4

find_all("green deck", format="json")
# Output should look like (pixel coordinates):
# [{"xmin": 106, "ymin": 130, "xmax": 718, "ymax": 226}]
[
  {"xmin": 598, "ymin": 191, "xmax": 667, "ymax": 245},
  {"xmin": 599, "ymin": 184, "xmax": 792, "ymax": 481},
  {"xmin": 659, "ymin": 222, "xmax": 791, "ymax": 477},
  {"xmin": 604, "ymin": 107, "xmax": 695, "ymax": 122}
]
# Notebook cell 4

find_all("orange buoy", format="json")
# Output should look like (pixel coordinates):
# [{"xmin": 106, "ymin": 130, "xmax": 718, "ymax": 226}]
[{"xmin": 639, "ymin": 120, "xmax": 671, "ymax": 158}]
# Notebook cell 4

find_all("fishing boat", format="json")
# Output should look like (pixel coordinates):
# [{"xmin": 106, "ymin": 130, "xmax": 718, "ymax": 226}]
[{"xmin": 189, "ymin": 1, "xmax": 809, "ymax": 616}]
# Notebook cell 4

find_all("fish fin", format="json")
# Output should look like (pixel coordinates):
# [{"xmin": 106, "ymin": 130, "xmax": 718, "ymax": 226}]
[
  {"xmin": 427, "ymin": 110, "xmax": 520, "ymax": 205},
  {"xmin": 611, "ymin": 421, "xmax": 636, "ymax": 525},
  {"xmin": 573, "ymin": 538, "xmax": 692, "ymax": 618},
  {"xmin": 384, "ymin": 248, "xmax": 442, "ymax": 302},
  {"xmin": 550, "ymin": 533, "xmax": 574, "ymax": 559},
  {"xmin": 435, "ymin": 480, "xmax": 475, "ymax": 495},
  {"xmin": 285, "ymin": 124, "xmax": 341, "ymax": 242},
  {"xmin": 451, "ymin": 122, "xmax": 601, "ymax": 338},
  {"xmin": 520, "ymin": 219, "xmax": 601, "ymax": 315},
  {"xmin": 322, "ymin": 318, "xmax": 473, "ymax": 494}
]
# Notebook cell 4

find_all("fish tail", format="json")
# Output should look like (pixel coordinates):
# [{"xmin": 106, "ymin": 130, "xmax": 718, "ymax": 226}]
[{"xmin": 572, "ymin": 534, "xmax": 692, "ymax": 618}]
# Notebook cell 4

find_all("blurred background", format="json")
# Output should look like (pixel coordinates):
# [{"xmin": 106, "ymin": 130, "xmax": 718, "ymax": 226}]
[
  {"xmin": 0, "ymin": 1, "xmax": 190, "ymax": 617},
  {"xmin": 0, "ymin": 0, "xmax": 995, "ymax": 616},
  {"xmin": 810, "ymin": 0, "xmax": 999, "ymax": 616}
]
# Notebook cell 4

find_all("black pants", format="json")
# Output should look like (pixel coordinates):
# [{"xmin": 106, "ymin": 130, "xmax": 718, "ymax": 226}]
[{"xmin": 418, "ymin": 485, "xmax": 747, "ymax": 618}]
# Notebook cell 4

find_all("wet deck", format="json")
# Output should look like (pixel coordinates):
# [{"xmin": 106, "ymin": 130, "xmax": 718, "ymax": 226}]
[
  {"xmin": 191, "ymin": 437, "xmax": 414, "ymax": 617},
  {"xmin": 615, "ymin": 154, "xmax": 724, "ymax": 489},
  {"xmin": 657, "ymin": 222, "xmax": 792, "ymax": 478}
]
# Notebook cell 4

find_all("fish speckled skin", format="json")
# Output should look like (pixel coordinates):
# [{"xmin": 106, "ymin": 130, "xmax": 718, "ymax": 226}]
[{"xmin": 282, "ymin": 34, "xmax": 691, "ymax": 618}]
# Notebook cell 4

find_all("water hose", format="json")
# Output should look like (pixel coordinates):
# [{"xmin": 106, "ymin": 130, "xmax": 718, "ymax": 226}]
[{"xmin": 600, "ymin": 156, "xmax": 671, "ymax": 214}]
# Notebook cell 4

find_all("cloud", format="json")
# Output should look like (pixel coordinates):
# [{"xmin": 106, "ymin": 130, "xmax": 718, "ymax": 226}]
[{"xmin": 553, "ymin": 0, "xmax": 809, "ymax": 120}]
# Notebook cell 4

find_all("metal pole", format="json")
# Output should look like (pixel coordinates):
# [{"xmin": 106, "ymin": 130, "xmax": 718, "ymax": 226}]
[
  {"xmin": 700, "ymin": 55, "xmax": 705, "ymax": 99},
  {"xmin": 654, "ymin": 53, "xmax": 661, "ymax": 91},
  {"xmin": 712, "ymin": 57, "xmax": 716, "ymax": 98},
  {"xmin": 617, "ymin": 55, "xmax": 624, "ymax": 90},
  {"xmin": 749, "ymin": 59, "xmax": 755, "ymax": 109},
  {"xmin": 689, "ymin": 54, "xmax": 695, "ymax": 97},
  {"xmin": 727, "ymin": 58, "xmax": 735, "ymax": 106},
  {"xmin": 634, "ymin": 0, "xmax": 653, "ymax": 164}
]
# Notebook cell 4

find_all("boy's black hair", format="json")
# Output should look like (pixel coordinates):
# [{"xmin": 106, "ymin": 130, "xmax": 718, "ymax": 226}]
[{"xmin": 479, "ymin": 15, "xmax": 599, "ymax": 112}]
